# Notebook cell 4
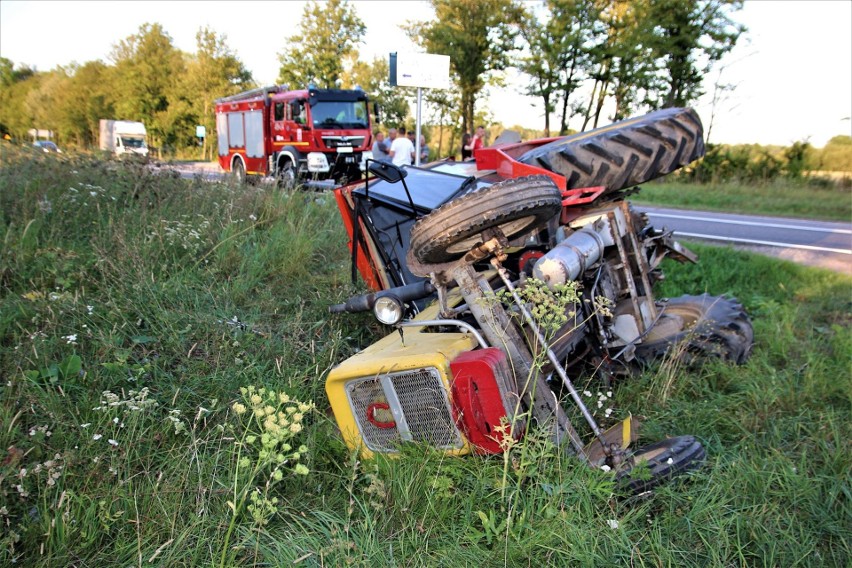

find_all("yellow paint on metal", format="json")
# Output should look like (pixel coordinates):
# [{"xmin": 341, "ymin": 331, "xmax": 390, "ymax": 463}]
[
  {"xmin": 622, "ymin": 415, "xmax": 632, "ymax": 450},
  {"xmin": 326, "ymin": 303, "xmax": 478, "ymax": 458}
]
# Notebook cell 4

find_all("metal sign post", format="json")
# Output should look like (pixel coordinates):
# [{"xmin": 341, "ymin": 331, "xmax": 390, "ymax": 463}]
[{"xmin": 390, "ymin": 52, "xmax": 451, "ymax": 166}]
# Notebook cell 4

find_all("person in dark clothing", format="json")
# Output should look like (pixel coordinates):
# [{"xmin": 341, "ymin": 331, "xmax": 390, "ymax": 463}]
[{"xmin": 461, "ymin": 132, "xmax": 472, "ymax": 160}]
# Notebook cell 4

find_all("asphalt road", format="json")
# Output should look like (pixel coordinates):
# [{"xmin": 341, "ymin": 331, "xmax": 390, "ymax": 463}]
[{"xmin": 638, "ymin": 206, "xmax": 852, "ymax": 275}]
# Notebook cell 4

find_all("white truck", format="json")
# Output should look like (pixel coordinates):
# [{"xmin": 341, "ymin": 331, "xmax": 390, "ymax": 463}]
[{"xmin": 99, "ymin": 120, "xmax": 149, "ymax": 157}]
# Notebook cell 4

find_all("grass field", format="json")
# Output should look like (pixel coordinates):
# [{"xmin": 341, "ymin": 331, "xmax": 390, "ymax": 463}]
[
  {"xmin": 635, "ymin": 178, "xmax": 852, "ymax": 222},
  {"xmin": 1, "ymin": 149, "xmax": 850, "ymax": 566}
]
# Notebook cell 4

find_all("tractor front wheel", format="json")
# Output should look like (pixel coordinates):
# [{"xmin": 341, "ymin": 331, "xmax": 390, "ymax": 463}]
[{"xmin": 408, "ymin": 175, "xmax": 563, "ymax": 265}]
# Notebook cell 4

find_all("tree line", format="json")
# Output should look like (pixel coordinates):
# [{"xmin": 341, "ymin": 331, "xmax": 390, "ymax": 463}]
[
  {"xmin": 0, "ymin": 23, "xmax": 252, "ymax": 160},
  {"xmin": 0, "ymin": 0, "xmax": 788, "ymax": 165}
]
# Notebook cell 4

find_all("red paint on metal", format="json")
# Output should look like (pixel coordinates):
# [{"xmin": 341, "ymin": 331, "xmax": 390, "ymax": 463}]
[
  {"xmin": 450, "ymin": 348, "xmax": 516, "ymax": 454},
  {"xmin": 366, "ymin": 402, "xmax": 396, "ymax": 429}
]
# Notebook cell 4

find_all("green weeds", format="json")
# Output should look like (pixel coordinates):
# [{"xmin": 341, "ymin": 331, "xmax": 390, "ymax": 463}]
[
  {"xmin": 0, "ymin": 150, "xmax": 849, "ymax": 565},
  {"xmin": 635, "ymin": 178, "xmax": 852, "ymax": 221}
]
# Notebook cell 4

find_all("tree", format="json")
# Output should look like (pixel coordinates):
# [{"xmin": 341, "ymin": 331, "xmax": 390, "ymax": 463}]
[
  {"xmin": 342, "ymin": 56, "xmax": 410, "ymax": 127},
  {"xmin": 277, "ymin": 0, "xmax": 366, "ymax": 88},
  {"xmin": 410, "ymin": 0, "xmax": 520, "ymax": 134},
  {"xmin": 517, "ymin": 0, "xmax": 602, "ymax": 135},
  {"xmin": 183, "ymin": 27, "xmax": 253, "ymax": 160},
  {"xmin": 643, "ymin": 0, "xmax": 745, "ymax": 109},
  {"xmin": 110, "ymin": 23, "xmax": 186, "ymax": 153},
  {"xmin": 424, "ymin": 87, "xmax": 462, "ymax": 159},
  {"xmin": 580, "ymin": 0, "xmax": 655, "ymax": 128},
  {"xmin": 0, "ymin": 57, "xmax": 35, "ymax": 88},
  {"xmin": 0, "ymin": 58, "xmax": 39, "ymax": 137},
  {"xmin": 517, "ymin": 5, "xmax": 561, "ymax": 136},
  {"xmin": 607, "ymin": 0, "xmax": 658, "ymax": 121},
  {"xmin": 818, "ymin": 135, "xmax": 852, "ymax": 172},
  {"xmin": 24, "ymin": 70, "xmax": 66, "ymax": 137},
  {"xmin": 53, "ymin": 61, "xmax": 115, "ymax": 147}
]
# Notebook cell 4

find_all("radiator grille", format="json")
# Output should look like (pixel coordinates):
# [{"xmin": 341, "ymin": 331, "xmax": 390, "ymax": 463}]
[
  {"xmin": 322, "ymin": 136, "xmax": 365, "ymax": 149},
  {"xmin": 346, "ymin": 368, "xmax": 463, "ymax": 453}
]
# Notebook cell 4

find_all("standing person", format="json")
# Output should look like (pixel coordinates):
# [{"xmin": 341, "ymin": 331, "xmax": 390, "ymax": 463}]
[
  {"xmin": 389, "ymin": 127, "xmax": 414, "ymax": 167},
  {"xmin": 472, "ymin": 125, "xmax": 486, "ymax": 152},
  {"xmin": 372, "ymin": 131, "xmax": 390, "ymax": 162},
  {"xmin": 461, "ymin": 132, "xmax": 473, "ymax": 160},
  {"xmin": 419, "ymin": 135, "xmax": 430, "ymax": 163}
]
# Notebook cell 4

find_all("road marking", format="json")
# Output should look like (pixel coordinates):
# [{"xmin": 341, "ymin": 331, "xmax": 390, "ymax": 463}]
[
  {"xmin": 676, "ymin": 232, "xmax": 852, "ymax": 255},
  {"xmin": 647, "ymin": 212, "xmax": 852, "ymax": 235}
]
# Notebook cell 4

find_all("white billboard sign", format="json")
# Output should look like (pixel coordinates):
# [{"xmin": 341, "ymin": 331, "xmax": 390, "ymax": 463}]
[{"xmin": 395, "ymin": 53, "xmax": 451, "ymax": 90}]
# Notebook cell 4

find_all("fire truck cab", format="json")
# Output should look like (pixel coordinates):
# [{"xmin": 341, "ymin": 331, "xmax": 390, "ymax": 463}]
[{"xmin": 215, "ymin": 85, "xmax": 374, "ymax": 185}]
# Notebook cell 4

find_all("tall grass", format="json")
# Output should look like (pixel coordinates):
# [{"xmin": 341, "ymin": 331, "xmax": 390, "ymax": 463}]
[
  {"xmin": 1, "ymin": 148, "xmax": 849, "ymax": 566},
  {"xmin": 635, "ymin": 178, "xmax": 852, "ymax": 222}
]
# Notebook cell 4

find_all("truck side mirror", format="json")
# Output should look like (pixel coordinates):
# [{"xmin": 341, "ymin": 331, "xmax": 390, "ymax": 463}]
[{"xmin": 372, "ymin": 103, "xmax": 381, "ymax": 125}]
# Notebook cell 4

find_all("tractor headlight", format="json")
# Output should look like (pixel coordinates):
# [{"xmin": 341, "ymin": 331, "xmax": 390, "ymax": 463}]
[{"xmin": 373, "ymin": 295, "xmax": 404, "ymax": 325}]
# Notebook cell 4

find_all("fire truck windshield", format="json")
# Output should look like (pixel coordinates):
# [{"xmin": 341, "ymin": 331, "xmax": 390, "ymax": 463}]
[{"xmin": 310, "ymin": 100, "xmax": 368, "ymax": 129}]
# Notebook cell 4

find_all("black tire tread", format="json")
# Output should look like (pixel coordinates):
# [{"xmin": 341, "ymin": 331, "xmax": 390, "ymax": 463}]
[
  {"xmin": 518, "ymin": 108, "xmax": 705, "ymax": 193},
  {"xmin": 636, "ymin": 293, "xmax": 754, "ymax": 365},
  {"xmin": 617, "ymin": 435, "xmax": 706, "ymax": 493}
]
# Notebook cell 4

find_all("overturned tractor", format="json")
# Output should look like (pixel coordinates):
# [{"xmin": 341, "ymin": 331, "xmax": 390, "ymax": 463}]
[{"xmin": 326, "ymin": 108, "xmax": 753, "ymax": 492}]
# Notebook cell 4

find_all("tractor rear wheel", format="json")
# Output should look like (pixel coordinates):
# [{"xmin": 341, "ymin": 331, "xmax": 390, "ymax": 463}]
[
  {"xmin": 408, "ymin": 175, "xmax": 563, "ymax": 265},
  {"xmin": 517, "ymin": 107, "xmax": 705, "ymax": 193},
  {"xmin": 636, "ymin": 294, "xmax": 754, "ymax": 365}
]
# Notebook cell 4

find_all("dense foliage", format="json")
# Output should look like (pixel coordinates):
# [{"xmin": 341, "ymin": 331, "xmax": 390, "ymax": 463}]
[
  {"xmin": 0, "ymin": 25, "xmax": 251, "ymax": 157},
  {"xmin": 2, "ymin": 0, "xmax": 750, "ymax": 158},
  {"xmin": 277, "ymin": 0, "xmax": 366, "ymax": 89},
  {"xmin": 0, "ymin": 150, "xmax": 849, "ymax": 566},
  {"xmin": 680, "ymin": 136, "xmax": 852, "ymax": 183}
]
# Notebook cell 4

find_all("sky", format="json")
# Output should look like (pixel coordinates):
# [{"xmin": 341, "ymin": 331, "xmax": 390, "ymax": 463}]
[{"xmin": 1, "ymin": 0, "xmax": 850, "ymax": 148}]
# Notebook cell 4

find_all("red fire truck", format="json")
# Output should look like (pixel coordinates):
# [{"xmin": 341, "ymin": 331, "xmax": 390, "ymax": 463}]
[{"xmin": 215, "ymin": 85, "xmax": 374, "ymax": 185}]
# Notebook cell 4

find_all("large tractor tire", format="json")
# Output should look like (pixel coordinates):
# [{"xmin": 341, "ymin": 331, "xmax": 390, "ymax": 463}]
[
  {"xmin": 636, "ymin": 294, "xmax": 754, "ymax": 365},
  {"xmin": 616, "ymin": 435, "xmax": 706, "ymax": 494},
  {"xmin": 517, "ymin": 108, "xmax": 705, "ymax": 193},
  {"xmin": 408, "ymin": 175, "xmax": 563, "ymax": 265}
]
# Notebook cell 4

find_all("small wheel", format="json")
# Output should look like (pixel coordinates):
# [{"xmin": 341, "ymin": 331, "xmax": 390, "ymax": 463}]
[
  {"xmin": 408, "ymin": 175, "xmax": 563, "ymax": 265},
  {"xmin": 277, "ymin": 158, "xmax": 297, "ymax": 188},
  {"xmin": 616, "ymin": 435, "xmax": 706, "ymax": 494},
  {"xmin": 232, "ymin": 159, "xmax": 246, "ymax": 184},
  {"xmin": 636, "ymin": 294, "xmax": 754, "ymax": 365}
]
